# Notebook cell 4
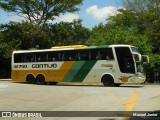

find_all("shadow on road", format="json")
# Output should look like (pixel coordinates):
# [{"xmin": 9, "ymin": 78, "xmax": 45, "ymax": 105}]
[{"xmin": 11, "ymin": 81, "xmax": 144, "ymax": 88}]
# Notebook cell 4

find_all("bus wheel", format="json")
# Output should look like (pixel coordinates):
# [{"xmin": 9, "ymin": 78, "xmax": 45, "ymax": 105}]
[
  {"xmin": 102, "ymin": 75, "xmax": 114, "ymax": 87},
  {"xmin": 26, "ymin": 74, "xmax": 35, "ymax": 84},
  {"xmin": 49, "ymin": 82, "xmax": 58, "ymax": 85},
  {"xmin": 36, "ymin": 74, "xmax": 45, "ymax": 85},
  {"xmin": 114, "ymin": 83, "xmax": 121, "ymax": 87}
]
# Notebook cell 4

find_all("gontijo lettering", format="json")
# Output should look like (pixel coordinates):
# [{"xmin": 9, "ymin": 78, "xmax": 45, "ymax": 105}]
[{"xmin": 32, "ymin": 64, "xmax": 57, "ymax": 68}]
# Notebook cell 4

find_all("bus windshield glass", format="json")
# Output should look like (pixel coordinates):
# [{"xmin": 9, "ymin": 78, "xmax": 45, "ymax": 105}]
[
  {"xmin": 131, "ymin": 47, "xmax": 145, "ymax": 73},
  {"xmin": 131, "ymin": 47, "xmax": 140, "ymax": 54}
]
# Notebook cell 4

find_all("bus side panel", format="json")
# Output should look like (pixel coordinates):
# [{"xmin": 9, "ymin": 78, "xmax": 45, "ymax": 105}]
[
  {"xmin": 61, "ymin": 61, "xmax": 98, "ymax": 82},
  {"xmin": 12, "ymin": 70, "xmax": 26, "ymax": 82},
  {"xmin": 12, "ymin": 61, "xmax": 75, "ymax": 82},
  {"xmin": 62, "ymin": 61, "xmax": 85, "ymax": 82},
  {"xmin": 70, "ymin": 60, "xmax": 97, "ymax": 82},
  {"xmin": 47, "ymin": 61, "xmax": 75, "ymax": 82},
  {"xmin": 82, "ymin": 60, "xmax": 116, "ymax": 83}
]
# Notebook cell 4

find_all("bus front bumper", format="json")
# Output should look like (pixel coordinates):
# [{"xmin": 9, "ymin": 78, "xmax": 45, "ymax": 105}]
[{"xmin": 136, "ymin": 73, "xmax": 146, "ymax": 83}]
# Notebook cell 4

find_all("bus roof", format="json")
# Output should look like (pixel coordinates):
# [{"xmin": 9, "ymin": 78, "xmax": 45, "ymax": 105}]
[
  {"xmin": 12, "ymin": 44, "xmax": 135, "ymax": 54},
  {"xmin": 50, "ymin": 44, "xmax": 136, "ymax": 49}
]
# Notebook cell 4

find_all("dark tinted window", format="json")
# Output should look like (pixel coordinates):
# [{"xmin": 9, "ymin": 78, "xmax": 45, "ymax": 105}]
[
  {"xmin": 35, "ymin": 52, "xmax": 47, "ymax": 62},
  {"xmin": 13, "ymin": 48, "xmax": 114, "ymax": 63},
  {"xmin": 98, "ymin": 48, "xmax": 114, "ymax": 60},
  {"xmin": 90, "ymin": 50, "xmax": 99, "ymax": 60},
  {"xmin": 23, "ymin": 53, "xmax": 34, "ymax": 62},
  {"xmin": 47, "ymin": 52, "xmax": 60, "ymax": 61},
  {"xmin": 78, "ymin": 50, "xmax": 90, "ymax": 60},
  {"xmin": 14, "ymin": 54, "xmax": 23, "ymax": 63},
  {"xmin": 62, "ymin": 51, "xmax": 77, "ymax": 61},
  {"xmin": 115, "ymin": 47, "xmax": 135, "ymax": 74}
]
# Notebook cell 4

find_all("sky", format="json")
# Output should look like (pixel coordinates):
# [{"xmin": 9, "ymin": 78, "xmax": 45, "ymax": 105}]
[{"xmin": 0, "ymin": 0, "xmax": 123, "ymax": 29}]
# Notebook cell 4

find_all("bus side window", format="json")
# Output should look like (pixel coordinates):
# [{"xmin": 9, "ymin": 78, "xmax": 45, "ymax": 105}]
[
  {"xmin": 62, "ymin": 51, "xmax": 77, "ymax": 61},
  {"xmin": 35, "ymin": 52, "xmax": 47, "ymax": 62},
  {"xmin": 79, "ymin": 50, "xmax": 89, "ymax": 60},
  {"xmin": 24, "ymin": 53, "xmax": 33, "ymax": 62},
  {"xmin": 38, "ymin": 56, "xmax": 41, "ymax": 62},
  {"xmin": 99, "ymin": 48, "xmax": 114, "ymax": 60},
  {"xmin": 90, "ymin": 50, "xmax": 99, "ymax": 60},
  {"xmin": 14, "ymin": 53, "xmax": 23, "ymax": 63},
  {"xmin": 47, "ymin": 52, "xmax": 59, "ymax": 61},
  {"xmin": 31, "ymin": 57, "xmax": 34, "ymax": 62}
]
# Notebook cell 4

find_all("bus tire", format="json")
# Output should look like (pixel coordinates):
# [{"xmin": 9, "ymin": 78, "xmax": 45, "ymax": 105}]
[
  {"xmin": 49, "ymin": 82, "xmax": 58, "ymax": 85},
  {"xmin": 36, "ymin": 74, "xmax": 45, "ymax": 85},
  {"xmin": 114, "ymin": 83, "xmax": 121, "ymax": 87},
  {"xmin": 102, "ymin": 75, "xmax": 114, "ymax": 87},
  {"xmin": 26, "ymin": 74, "xmax": 35, "ymax": 84}
]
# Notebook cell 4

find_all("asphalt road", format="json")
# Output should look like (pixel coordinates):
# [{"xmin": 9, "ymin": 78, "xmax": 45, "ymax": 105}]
[{"xmin": 0, "ymin": 80, "xmax": 160, "ymax": 120}]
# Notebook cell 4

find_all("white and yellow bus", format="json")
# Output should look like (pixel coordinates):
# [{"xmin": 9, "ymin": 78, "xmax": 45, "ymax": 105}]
[{"xmin": 11, "ymin": 45, "xmax": 149, "ymax": 86}]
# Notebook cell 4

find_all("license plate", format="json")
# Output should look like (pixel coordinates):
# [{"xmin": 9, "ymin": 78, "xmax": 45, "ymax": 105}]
[{"xmin": 122, "ymin": 76, "xmax": 128, "ymax": 82}]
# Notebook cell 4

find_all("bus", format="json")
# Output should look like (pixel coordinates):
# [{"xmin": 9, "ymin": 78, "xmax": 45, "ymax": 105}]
[{"xmin": 11, "ymin": 45, "xmax": 149, "ymax": 86}]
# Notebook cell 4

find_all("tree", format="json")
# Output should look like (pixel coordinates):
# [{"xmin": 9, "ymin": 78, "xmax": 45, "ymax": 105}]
[
  {"xmin": 0, "ymin": 20, "xmax": 90, "ymax": 78},
  {"xmin": 50, "ymin": 19, "xmax": 91, "ymax": 45},
  {"xmin": 88, "ymin": 0, "xmax": 160, "ymax": 82},
  {"xmin": 0, "ymin": 0, "xmax": 82, "ymax": 25},
  {"xmin": 0, "ymin": 22, "xmax": 52, "ymax": 58},
  {"xmin": 87, "ymin": 23, "xmax": 151, "ymax": 54},
  {"xmin": 122, "ymin": 0, "xmax": 160, "ymax": 53},
  {"xmin": 121, "ymin": 0, "xmax": 160, "ymax": 81},
  {"xmin": 0, "ymin": 20, "xmax": 91, "ymax": 58},
  {"xmin": 0, "ymin": 22, "xmax": 22, "ymax": 58},
  {"xmin": 123, "ymin": 0, "xmax": 160, "ymax": 13}
]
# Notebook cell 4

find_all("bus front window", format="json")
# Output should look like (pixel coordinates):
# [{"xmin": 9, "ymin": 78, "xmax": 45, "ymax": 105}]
[
  {"xmin": 131, "ymin": 47, "xmax": 148, "ymax": 74},
  {"xmin": 136, "ymin": 62, "xmax": 144, "ymax": 73},
  {"xmin": 115, "ymin": 47, "xmax": 135, "ymax": 74},
  {"xmin": 131, "ymin": 47, "xmax": 140, "ymax": 54}
]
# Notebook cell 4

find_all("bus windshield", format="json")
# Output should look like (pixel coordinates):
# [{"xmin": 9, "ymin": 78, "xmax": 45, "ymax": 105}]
[
  {"xmin": 131, "ymin": 47, "xmax": 140, "ymax": 54},
  {"xmin": 131, "ymin": 47, "xmax": 145, "ymax": 74},
  {"xmin": 115, "ymin": 47, "xmax": 135, "ymax": 74}
]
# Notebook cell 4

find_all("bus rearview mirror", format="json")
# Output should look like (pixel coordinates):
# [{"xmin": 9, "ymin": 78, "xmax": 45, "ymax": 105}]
[
  {"xmin": 133, "ymin": 53, "xmax": 141, "ymax": 62},
  {"xmin": 142, "ymin": 55, "xmax": 149, "ymax": 63}
]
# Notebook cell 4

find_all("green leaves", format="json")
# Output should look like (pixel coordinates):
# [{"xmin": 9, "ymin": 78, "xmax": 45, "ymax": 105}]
[
  {"xmin": 87, "ymin": 24, "xmax": 151, "ymax": 54},
  {"xmin": 0, "ymin": 22, "xmax": 51, "ymax": 58},
  {"xmin": 87, "ymin": 0, "xmax": 160, "ymax": 76},
  {"xmin": 0, "ymin": 20, "xmax": 90, "ymax": 58},
  {"xmin": 0, "ymin": 0, "xmax": 82, "ymax": 25},
  {"xmin": 50, "ymin": 20, "xmax": 91, "ymax": 45}
]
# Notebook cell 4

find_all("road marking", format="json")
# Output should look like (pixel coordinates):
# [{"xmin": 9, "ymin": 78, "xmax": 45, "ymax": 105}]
[
  {"xmin": 107, "ymin": 90, "xmax": 139, "ymax": 120},
  {"xmin": 116, "ymin": 92, "xmax": 139, "ymax": 111}
]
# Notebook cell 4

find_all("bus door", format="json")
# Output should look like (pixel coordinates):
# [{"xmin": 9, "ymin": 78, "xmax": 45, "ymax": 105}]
[{"xmin": 115, "ymin": 47, "xmax": 136, "ymax": 83}]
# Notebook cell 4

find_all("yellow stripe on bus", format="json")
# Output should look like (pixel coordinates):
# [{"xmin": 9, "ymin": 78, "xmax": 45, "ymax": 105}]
[
  {"xmin": 51, "ymin": 45, "xmax": 87, "ymax": 49},
  {"xmin": 12, "ymin": 61, "xmax": 75, "ymax": 82},
  {"xmin": 51, "ymin": 61, "xmax": 75, "ymax": 82}
]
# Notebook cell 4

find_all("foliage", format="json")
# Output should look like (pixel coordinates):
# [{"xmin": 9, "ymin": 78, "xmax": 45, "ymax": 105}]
[
  {"xmin": 0, "ymin": 20, "xmax": 90, "ymax": 78},
  {"xmin": 120, "ymin": 0, "xmax": 160, "ymax": 53},
  {"xmin": 87, "ymin": 0, "xmax": 160, "ymax": 81},
  {"xmin": 0, "ymin": 0, "xmax": 82, "ymax": 25},
  {"xmin": 122, "ymin": 0, "xmax": 160, "ymax": 13},
  {"xmin": 0, "ymin": 0, "xmax": 160, "ymax": 80},
  {"xmin": 0, "ymin": 20, "xmax": 90, "ymax": 59},
  {"xmin": 87, "ymin": 23, "xmax": 151, "ymax": 54},
  {"xmin": 122, "ymin": 0, "xmax": 160, "ymax": 80},
  {"xmin": 50, "ymin": 20, "xmax": 91, "ymax": 45},
  {"xmin": 0, "ymin": 22, "xmax": 51, "ymax": 58}
]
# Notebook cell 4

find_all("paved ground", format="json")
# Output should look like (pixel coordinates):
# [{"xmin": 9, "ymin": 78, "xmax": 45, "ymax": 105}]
[{"xmin": 0, "ymin": 80, "xmax": 160, "ymax": 120}]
